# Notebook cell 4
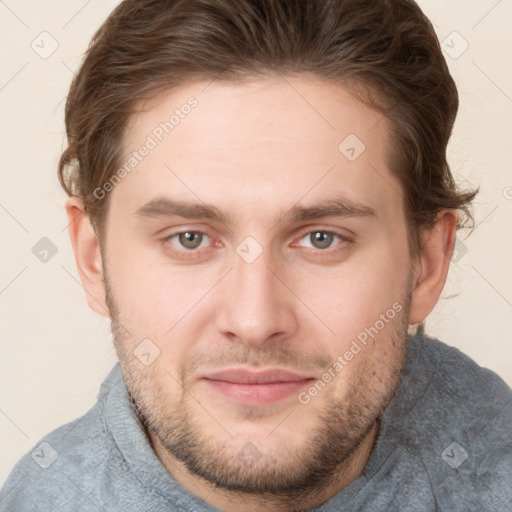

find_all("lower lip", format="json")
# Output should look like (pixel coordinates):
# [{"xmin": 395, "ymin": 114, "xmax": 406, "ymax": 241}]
[{"xmin": 202, "ymin": 379, "xmax": 313, "ymax": 405}]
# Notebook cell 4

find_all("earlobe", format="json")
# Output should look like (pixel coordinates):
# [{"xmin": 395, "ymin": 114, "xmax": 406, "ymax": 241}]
[
  {"xmin": 408, "ymin": 209, "xmax": 458, "ymax": 325},
  {"xmin": 65, "ymin": 197, "xmax": 109, "ymax": 317}
]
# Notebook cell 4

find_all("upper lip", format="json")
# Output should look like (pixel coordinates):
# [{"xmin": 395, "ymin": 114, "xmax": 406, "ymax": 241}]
[{"xmin": 202, "ymin": 368, "xmax": 314, "ymax": 384}]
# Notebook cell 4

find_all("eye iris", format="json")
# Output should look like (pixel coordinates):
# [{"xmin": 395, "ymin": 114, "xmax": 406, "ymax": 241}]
[
  {"xmin": 311, "ymin": 231, "xmax": 333, "ymax": 249},
  {"xmin": 179, "ymin": 232, "xmax": 202, "ymax": 249}
]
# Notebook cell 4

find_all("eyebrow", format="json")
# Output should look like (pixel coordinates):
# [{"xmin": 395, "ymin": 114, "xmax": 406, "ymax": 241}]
[{"xmin": 135, "ymin": 196, "xmax": 377, "ymax": 225}]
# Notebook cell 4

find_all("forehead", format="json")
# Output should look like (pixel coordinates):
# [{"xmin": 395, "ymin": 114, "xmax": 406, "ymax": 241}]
[{"xmin": 113, "ymin": 75, "xmax": 403, "ymax": 226}]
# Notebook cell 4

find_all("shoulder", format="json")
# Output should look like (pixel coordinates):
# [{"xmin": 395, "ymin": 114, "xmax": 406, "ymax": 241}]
[
  {"xmin": 397, "ymin": 333, "xmax": 512, "ymax": 509},
  {"xmin": 413, "ymin": 334, "xmax": 512, "ymax": 440},
  {"xmin": 416, "ymin": 334, "xmax": 511, "ymax": 400},
  {"xmin": 0, "ymin": 401, "xmax": 109, "ymax": 510},
  {"xmin": 0, "ymin": 366, "xmax": 134, "ymax": 511}
]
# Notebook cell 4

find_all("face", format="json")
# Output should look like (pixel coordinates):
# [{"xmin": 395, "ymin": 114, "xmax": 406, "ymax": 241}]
[{"xmin": 101, "ymin": 75, "xmax": 415, "ymax": 498}]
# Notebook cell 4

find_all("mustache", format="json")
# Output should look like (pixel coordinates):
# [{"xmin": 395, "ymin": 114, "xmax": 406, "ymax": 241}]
[{"xmin": 181, "ymin": 342, "xmax": 334, "ymax": 377}]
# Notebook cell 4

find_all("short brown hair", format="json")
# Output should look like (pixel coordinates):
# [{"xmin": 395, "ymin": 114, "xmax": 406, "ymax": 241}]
[{"xmin": 58, "ymin": 0, "xmax": 478, "ymax": 258}]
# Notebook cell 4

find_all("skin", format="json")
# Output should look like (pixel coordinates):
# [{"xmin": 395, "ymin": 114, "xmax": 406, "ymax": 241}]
[{"xmin": 66, "ymin": 74, "xmax": 457, "ymax": 512}]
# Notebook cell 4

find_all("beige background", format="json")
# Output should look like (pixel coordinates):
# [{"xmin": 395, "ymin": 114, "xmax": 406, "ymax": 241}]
[{"xmin": 1, "ymin": 0, "xmax": 511, "ymax": 486}]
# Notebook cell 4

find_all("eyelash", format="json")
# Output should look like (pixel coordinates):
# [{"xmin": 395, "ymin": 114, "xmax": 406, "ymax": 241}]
[{"xmin": 161, "ymin": 228, "xmax": 350, "ymax": 259}]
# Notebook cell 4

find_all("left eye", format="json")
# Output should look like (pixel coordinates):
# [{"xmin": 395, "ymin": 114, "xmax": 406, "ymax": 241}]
[
  {"xmin": 297, "ymin": 231, "xmax": 344, "ymax": 250},
  {"xmin": 167, "ymin": 231, "xmax": 211, "ymax": 250}
]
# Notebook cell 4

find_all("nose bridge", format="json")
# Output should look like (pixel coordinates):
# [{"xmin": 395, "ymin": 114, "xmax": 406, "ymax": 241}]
[{"xmin": 216, "ymin": 239, "xmax": 296, "ymax": 345}]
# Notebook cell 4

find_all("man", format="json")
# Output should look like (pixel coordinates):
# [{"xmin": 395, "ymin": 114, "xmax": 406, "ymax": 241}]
[{"xmin": 1, "ymin": 0, "xmax": 511, "ymax": 510}]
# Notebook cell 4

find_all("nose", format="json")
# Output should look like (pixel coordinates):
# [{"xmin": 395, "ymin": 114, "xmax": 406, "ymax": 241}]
[{"xmin": 215, "ymin": 244, "xmax": 299, "ymax": 347}]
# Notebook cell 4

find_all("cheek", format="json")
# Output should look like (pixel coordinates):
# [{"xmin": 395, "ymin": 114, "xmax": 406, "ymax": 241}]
[
  {"xmin": 106, "ymin": 251, "xmax": 220, "ymax": 359},
  {"xmin": 292, "ymin": 246, "xmax": 410, "ymax": 342},
  {"xmin": 105, "ymin": 252, "xmax": 172, "ymax": 334}
]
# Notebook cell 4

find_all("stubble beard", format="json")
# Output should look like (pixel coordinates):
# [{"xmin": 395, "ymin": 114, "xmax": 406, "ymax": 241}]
[{"xmin": 104, "ymin": 270, "xmax": 412, "ymax": 506}]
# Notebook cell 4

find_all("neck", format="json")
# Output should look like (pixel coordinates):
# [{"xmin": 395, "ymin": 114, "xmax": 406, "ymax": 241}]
[{"xmin": 148, "ymin": 418, "xmax": 380, "ymax": 512}]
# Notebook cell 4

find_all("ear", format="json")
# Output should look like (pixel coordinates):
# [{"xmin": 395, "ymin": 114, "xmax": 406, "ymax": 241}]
[
  {"xmin": 408, "ymin": 209, "xmax": 458, "ymax": 325},
  {"xmin": 65, "ymin": 197, "xmax": 109, "ymax": 317}
]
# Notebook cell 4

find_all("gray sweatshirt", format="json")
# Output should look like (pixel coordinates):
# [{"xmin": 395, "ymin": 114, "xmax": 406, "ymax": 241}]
[{"xmin": 1, "ymin": 332, "xmax": 511, "ymax": 511}]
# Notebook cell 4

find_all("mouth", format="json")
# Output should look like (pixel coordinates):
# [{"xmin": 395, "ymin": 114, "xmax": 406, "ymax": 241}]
[{"xmin": 201, "ymin": 368, "xmax": 315, "ymax": 406}]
